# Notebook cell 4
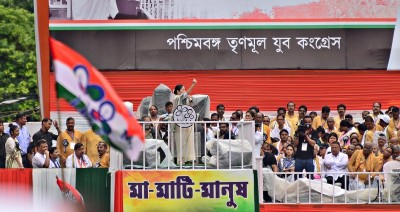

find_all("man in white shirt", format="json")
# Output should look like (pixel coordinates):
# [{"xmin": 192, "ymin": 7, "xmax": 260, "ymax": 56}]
[
  {"xmin": 32, "ymin": 139, "xmax": 50, "ymax": 168},
  {"xmin": 49, "ymin": 147, "xmax": 61, "ymax": 168},
  {"xmin": 323, "ymin": 141, "xmax": 348, "ymax": 189},
  {"xmin": 66, "ymin": 143, "xmax": 92, "ymax": 168},
  {"xmin": 270, "ymin": 115, "xmax": 291, "ymax": 141}
]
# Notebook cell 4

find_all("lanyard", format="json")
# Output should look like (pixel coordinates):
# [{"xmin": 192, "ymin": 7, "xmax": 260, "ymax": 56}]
[{"xmin": 76, "ymin": 157, "xmax": 84, "ymax": 168}]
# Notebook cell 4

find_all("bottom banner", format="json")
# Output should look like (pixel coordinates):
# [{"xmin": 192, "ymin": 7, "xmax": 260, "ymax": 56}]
[{"xmin": 122, "ymin": 170, "xmax": 255, "ymax": 211}]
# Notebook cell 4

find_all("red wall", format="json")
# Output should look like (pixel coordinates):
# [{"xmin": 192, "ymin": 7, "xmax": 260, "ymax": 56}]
[{"xmin": 50, "ymin": 70, "xmax": 400, "ymax": 112}]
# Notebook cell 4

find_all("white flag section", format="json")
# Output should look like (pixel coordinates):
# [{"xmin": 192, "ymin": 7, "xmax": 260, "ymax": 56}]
[
  {"xmin": 388, "ymin": 9, "xmax": 400, "ymax": 71},
  {"xmin": 50, "ymin": 38, "xmax": 145, "ymax": 161}
]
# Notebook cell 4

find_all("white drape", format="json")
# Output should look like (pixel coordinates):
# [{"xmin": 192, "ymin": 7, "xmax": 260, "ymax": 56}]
[{"xmin": 32, "ymin": 169, "xmax": 76, "ymax": 211}]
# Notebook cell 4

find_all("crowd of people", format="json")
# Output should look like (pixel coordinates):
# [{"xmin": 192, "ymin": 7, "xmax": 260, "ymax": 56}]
[
  {"xmin": 0, "ymin": 114, "xmax": 110, "ymax": 169},
  {"xmin": 248, "ymin": 102, "xmax": 400, "ymax": 192}
]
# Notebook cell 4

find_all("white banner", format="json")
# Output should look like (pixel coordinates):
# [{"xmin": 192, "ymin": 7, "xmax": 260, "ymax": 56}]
[{"xmin": 388, "ymin": 9, "xmax": 400, "ymax": 71}]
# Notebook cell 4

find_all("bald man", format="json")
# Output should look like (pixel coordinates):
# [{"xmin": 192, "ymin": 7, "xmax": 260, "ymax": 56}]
[{"xmin": 348, "ymin": 142, "xmax": 380, "ymax": 186}]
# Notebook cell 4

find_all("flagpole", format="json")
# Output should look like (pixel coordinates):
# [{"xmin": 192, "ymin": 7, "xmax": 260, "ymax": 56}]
[
  {"xmin": 56, "ymin": 97, "xmax": 67, "ymax": 194},
  {"xmin": 52, "ymin": 44, "xmax": 67, "ymax": 194}
]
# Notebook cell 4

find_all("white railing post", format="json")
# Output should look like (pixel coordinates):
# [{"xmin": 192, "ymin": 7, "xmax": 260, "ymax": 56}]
[{"xmin": 255, "ymin": 156, "xmax": 263, "ymax": 204}]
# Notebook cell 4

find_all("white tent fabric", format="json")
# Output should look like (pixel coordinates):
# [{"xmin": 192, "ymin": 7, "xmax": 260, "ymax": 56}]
[
  {"xmin": 150, "ymin": 83, "xmax": 172, "ymax": 115},
  {"xmin": 132, "ymin": 139, "xmax": 176, "ymax": 168},
  {"xmin": 110, "ymin": 146, "xmax": 124, "ymax": 171},
  {"xmin": 32, "ymin": 169, "xmax": 76, "ymax": 211},
  {"xmin": 202, "ymin": 138, "xmax": 253, "ymax": 168},
  {"xmin": 262, "ymin": 169, "xmax": 383, "ymax": 203}
]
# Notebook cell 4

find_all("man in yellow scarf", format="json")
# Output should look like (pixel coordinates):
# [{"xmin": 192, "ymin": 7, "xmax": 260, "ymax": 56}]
[{"xmin": 348, "ymin": 142, "xmax": 380, "ymax": 186}]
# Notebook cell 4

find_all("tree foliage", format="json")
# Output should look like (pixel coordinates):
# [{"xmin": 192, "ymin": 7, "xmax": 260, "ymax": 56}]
[
  {"xmin": 0, "ymin": 4, "xmax": 40, "ymax": 121},
  {"xmin": 0, "ymin": 0, "xmax": 34, "ymax": 13}
]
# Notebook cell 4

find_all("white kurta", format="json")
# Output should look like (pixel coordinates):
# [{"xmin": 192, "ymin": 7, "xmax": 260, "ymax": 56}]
[{"xmin": 172, "ymin": 93, "xmax": 195, "ymax": 162}]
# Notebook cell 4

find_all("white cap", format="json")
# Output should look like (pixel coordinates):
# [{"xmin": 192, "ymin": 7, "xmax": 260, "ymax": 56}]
[{"xmin": 379, "ymin": 114, "xmax": 390, "ymax": 124}]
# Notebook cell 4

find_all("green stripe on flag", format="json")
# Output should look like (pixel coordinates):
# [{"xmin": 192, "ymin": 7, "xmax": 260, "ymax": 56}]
[
  {"xmin": 76, "ymin": 168, "xmax": 110, "ymax": 212},
  {"xmin": 56, "ymin": 83, "xmax": 124, "ymax": 154},
  {"xmin": 56, "ymin": 82, "xmax": 76, "ymax": 101}
]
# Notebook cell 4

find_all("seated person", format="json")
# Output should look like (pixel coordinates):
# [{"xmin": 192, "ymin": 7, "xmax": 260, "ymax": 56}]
[
  {"xmin": 93, "ymin": 141, "xmax": 110, "ymax": 168},
  {"xmin": 216, "ymin": 123, "xmax": 235, "ymax": 140},
  {"xmin": 32, "ymin": 139, "xmax": 50, "ymax": 168},
  {"xmin": 263, "ymin": 144, "xmax": 278, "ymax": 202},
  {"xmin": 323, "ymin": 141, "xmax": 348, "ymax": 189},
  {"xmin": 348, "ymin": 142, "xmax": 380, "ymax": 188},
  {"xmin": 66, "ymin": 143, "xmax": 92, "ymax": 168}
]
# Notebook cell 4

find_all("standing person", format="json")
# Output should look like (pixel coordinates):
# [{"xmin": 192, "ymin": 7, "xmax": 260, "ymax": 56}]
[
  {"xmin": 149, "ymin": 105, "xmax": 161, "ymax": 128},
  {"xmin": 56, "ymin": 117, "xmax": 83, "ymax": 167},
  {"xmin": 172, "ymin": 79, "xmax": 197, "ymax": 164},
  {"xmin": 312, "ymin": 106, "xmax": 330, "ymax": 130},
  {"xmin": 9, "ymin": 113, "xmax": 31, "ymax": 168},
  {"xmin": 369, "ymin": 102, "xmax": 382, "ymax": 125},
  {"xmin": 5, "ymin": 124, "xmax": 23, "ymax": 168},
  {"xmin": 294, "ymin": 116, "xmax": 318, "ymax": 179},
  {"xmin": 161, "ymin": 101, "xmax": 173, "ymax": 120},
  {"xmin": 32, "ymin": 118, "xmax": 61, "ymax": 149},
  {"xmin": 229, "ymin": 112, "xmax": 240, "ymax": 137},
  {"xmin": 32, "ymin": 139, "xmax": 50, "ymax": 168},
  {"xmin": 338, "ymin": 120, "xmax": 356, "ymax": 149},
  {"xmin": 296, "ymin": 105, "xmax": 308, "ymax": 131},
  {"xmin": 278, "ymin": 144, "xmax": 296, "ymax": 174},
  {"xmin": 389, "ymin": 106, "xmax": 400, "ymax": 135},
  {"xmin": 326, "ymin": 117, "xmax": 339, "ymax": 136},
  {"xmin": 66, "ymin": 143, "xmax": 92, "ymax": 168},
  {"xmin": 0, "ymin": 120, "xmax": 9, "ymax": 168},
  {"xmin": 334, "ymin": 104, "xmax": 346, "ymax": 129},
  {"xmin": 270, "ymin": 115, "xmax": 291, "ymax": 141},
  {"xmin": 270, "ymin": 107, "xmax": 294, "ymax": 137},
  {"xmin": 93, "ymin": 141, "xmax": 110, "ymax": 168},
  {"xmin": 216, "ymin": 104, "xmax": 226, "ymax": 121},
  {"xmin": 286, "ymin": 101, "xmax": 298, "ymax": 132},
  {"xmin": 48, "ymin": 147, "xmax": 61, "ymax": 168},
  {"xmin": 362, "ymin": 116, "xmax": 380, "ymax": 145},
  {"xmin": 273, "ymin": 129, "xmax": 289, "ymax": 155},
  {"xmin": 378, "ymin": 114, "xmax": 396, "ymax": 141}
]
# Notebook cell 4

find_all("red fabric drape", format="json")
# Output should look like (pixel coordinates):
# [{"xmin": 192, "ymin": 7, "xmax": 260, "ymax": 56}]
[
  {"xmin": 50, "ymin": 70, "xmax": 400, "ymax": 112},
  {"xmin": 114, "ymin": 170, "xmax": 123, "ymax": 212},
  {"xmin": 0, "ymin": 169, "xmax": 33, "ymax": 204}
]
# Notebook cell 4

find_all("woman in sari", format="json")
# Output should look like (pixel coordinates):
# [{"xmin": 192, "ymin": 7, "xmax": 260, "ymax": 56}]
[
  {"xmin": 172, "ymin": 79, "xmax": 197, "ymax": 164},
  {"xmin": 278, "ymin": 144, "xmax": 295, "ymax": 181},
  {"xmin": 5, "ymin": 124, "xmax": 24, "ymax": 168}
]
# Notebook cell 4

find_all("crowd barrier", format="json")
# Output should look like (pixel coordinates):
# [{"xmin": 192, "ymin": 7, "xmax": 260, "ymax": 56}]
[
  {"xmin": 261, "ymin": 170, "xmax": 400, "ymax": 204},
  {"xmin": 111, "ymin": 120, "xmax": 256, "ymax": 170}
]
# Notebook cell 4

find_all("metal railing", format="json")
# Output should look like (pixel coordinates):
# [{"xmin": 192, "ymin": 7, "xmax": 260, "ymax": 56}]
[
  {"xmin": 260, "ymin": 169, "xmax": 400, "ymax": 204},
  {"xmin": 110, "ymin": 120, "xmax": 256, "ymax": 170},
  {"xmin": 49, "ymin": 0, "xmax": 71, "ymax": 19},
  {"xmin": 140, "ymin": 0, "xmax": 173, "ymax": 19}
]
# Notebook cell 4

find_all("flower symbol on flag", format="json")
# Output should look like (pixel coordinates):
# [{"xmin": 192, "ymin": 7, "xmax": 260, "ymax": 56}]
[
  {"xmin": 173, "ymin": 105, "xmax": 196, "ymax": 128},
  {"xmin": 73, "ymin": 65, "xmax": 116, "ymax": 134}
]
